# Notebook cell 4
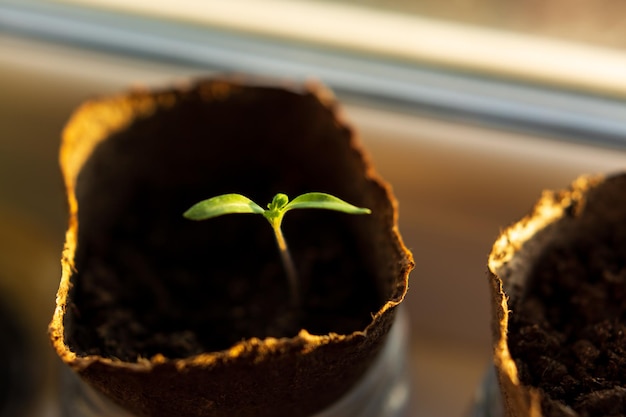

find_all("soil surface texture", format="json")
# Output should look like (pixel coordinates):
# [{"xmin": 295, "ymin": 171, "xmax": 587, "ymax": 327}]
[{"xmin": 508, "ymin": 232, "xmax": 626, "ymax": 416}]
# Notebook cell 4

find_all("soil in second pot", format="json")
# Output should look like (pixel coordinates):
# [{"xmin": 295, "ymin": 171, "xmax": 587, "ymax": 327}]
[{"xmin": 507, "ymin": 229, "xmax": 626, "ymax": 416}]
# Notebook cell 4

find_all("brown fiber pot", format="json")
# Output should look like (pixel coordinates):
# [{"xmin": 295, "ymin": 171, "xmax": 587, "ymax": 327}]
[
  {"xmin": 49, "ymin": 77, "xmax": 413, "ymax": 417},
  {"xmin": 487, "ymin": 173, "xmax": 626, "ymax": 417}
]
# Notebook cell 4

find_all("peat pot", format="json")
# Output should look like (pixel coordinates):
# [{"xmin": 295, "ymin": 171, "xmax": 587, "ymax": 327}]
[
  {"xmin": 473, "ymin": 173, "xmax": 626, "ymax": 417},
  {"xmin": 49, "ymin": 78, "xmax": 414, "ymax": 417}
]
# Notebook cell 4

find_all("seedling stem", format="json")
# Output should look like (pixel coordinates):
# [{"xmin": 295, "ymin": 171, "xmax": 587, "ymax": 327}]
[{"xmin": 184, "ymin": 192, "xmax": 371, "ymax": 307}]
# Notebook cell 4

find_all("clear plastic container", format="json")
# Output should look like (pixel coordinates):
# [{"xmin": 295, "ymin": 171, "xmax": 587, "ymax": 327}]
[
  {"xmin": 59, "ymin": 308, "xmax": 410, "ymax": 417},
  {"xmin": 467, "ymin": 367, "xmax": 502, "ymax": 417},
  {"xmin": 317, "ymin": 308, "xmax": 410, "ymax": 417}
]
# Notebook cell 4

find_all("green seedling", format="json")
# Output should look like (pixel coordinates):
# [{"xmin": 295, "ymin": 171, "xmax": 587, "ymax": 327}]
[{"xmin": 184, "ymin": 192, "xmax": 371, "ymax": 306}]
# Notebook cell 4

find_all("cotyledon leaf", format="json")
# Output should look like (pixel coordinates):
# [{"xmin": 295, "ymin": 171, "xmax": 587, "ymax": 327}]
[{"xmin": 183, "ymin": 194, "xmax": 265, "ymax": 221}]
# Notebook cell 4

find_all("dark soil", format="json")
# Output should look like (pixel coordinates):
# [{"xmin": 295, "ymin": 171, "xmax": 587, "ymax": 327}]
[
  {"xmin": 68, "ymin": 198, "xmax": 381, "ymax": 361},
  {"xmin": 508, "ymin": 232, "xmax": 626, "ymax": 416}
]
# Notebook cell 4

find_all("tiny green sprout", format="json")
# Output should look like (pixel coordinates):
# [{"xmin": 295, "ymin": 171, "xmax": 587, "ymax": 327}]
[{"xmin": 183, "ymin": 192, "xmax": 371, "ymax": 307}]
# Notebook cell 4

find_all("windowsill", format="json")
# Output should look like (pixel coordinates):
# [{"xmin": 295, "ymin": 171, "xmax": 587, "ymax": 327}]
[
  {"xmin": 4, "ymin": 1, "xmax": 626, "ymax": 149},
  {"xmin": 47, "ymin": 0, "xmax": 626, "ymax": 98}
]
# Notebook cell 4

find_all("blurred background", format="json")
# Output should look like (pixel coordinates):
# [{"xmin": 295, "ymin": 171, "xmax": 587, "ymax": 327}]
[{"xmin": 1, "ymin": 1, "xmax": 626, "ymax": 416}]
